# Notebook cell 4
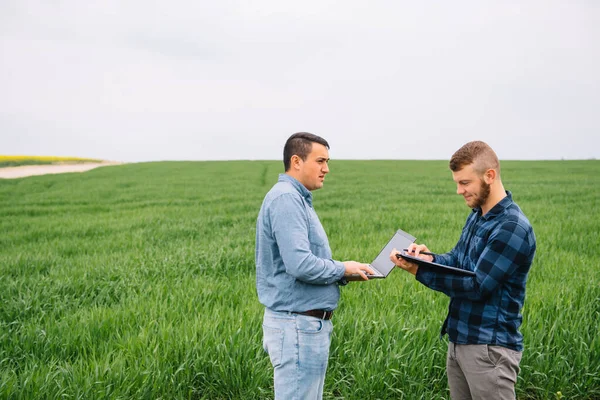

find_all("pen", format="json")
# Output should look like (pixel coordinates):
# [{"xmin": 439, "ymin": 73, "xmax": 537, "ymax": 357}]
[{"xmin": 402, "ymin": 248, "xmax": 435, "ymax": 256}]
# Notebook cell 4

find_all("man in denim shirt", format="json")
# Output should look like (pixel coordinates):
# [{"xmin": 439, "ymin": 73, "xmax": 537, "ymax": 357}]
[
  {"xmin": 391, "ymin": 141, "xmax": 536, "ymax": 400},
  {"xmin": 256, "ymin": 132, "xmax": 374, "ymax": 400}
]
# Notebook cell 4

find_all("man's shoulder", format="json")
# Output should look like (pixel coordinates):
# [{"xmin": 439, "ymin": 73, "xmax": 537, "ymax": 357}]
[
  {"xmin": 261, "ymin": 182, "xmax": 303, "ymax": 211},
  {"xmin": 265, "ymin": 181, "xmax": 299, "ymax": 200},
  {"xmin": 493, "ymin": 203, "xmax": 536, "ymax": 247},
  {"xmin": 504, "ymin": 202, "xmax": 533, "ymax": 230}
]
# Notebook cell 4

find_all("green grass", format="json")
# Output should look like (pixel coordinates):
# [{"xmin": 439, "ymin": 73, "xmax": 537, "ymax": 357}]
[{"xmin": 0, "ymin": 160, "xmax": 598, "ymax": 399}]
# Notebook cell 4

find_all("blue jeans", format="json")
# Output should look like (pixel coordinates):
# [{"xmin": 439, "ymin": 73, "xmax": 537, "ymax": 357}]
[{"xmin": 262, "ymin": 308, "xmax": 333, "ymax": 400}]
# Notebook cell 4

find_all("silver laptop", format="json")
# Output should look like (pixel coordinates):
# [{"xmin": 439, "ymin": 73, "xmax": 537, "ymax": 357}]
[{"xmin": 355, "ymin": 229, "xmax": 416, "ymax": 279}]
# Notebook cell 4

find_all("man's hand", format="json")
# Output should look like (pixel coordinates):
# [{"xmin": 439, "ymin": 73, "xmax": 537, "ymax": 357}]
[
  {"xmin": 389, "ymin": 243, "xmax": 432, "ymax": 276},
  {"xmin": 343, "ymin": 261, "xmax": 375, "ymax": 281},
  {"xmin": 404, "ymin": 243, "xmax": 434, "ymax": 261}
]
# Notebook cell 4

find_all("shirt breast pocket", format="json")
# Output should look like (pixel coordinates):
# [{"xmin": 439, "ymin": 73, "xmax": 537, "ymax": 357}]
[
  {"xmin": 308, "ymin": 220, "xmax": 328, "ymax": 247},
  {"xmin": 308, "ymin": 209, "xmax": 328, "ymax": 247},
  {"xmin": 468, "ymin": 236, "xmax": 485, "ymax": 260}
]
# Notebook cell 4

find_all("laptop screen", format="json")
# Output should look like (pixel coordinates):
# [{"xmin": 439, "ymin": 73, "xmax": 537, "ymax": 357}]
[{"xmin": 370, "ymin": 229, "xmax": 416, "ymax": 276}]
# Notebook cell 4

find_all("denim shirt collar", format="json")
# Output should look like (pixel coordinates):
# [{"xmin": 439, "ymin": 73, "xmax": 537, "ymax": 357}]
[
  {"xmin": 473, "ymin": 190, "xmax": 513, "ymax": 220},
  {"xmin": 278, "ymin": 174, "xmax": 313, "ymax": 207}
]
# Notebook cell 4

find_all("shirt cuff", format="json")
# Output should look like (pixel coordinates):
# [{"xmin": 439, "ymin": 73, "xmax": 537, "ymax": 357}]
[
  {"xmin": 416, "ymin": 266, "xmax": 435, "ymax": 286},
  {"xmin": 334, "ymin": 260, "xmax": 346, "ymax": 284}
]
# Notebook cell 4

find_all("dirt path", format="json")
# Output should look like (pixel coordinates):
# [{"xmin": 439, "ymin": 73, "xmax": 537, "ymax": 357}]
[{"xmin": 0, "ymin": 161, "xmax": 123, "ymax": 179}]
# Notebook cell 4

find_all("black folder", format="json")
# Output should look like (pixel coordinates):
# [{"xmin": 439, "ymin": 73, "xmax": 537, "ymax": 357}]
[{"xmin": 397, "ymin": 252, "xmax": 476, "ymax": 276}]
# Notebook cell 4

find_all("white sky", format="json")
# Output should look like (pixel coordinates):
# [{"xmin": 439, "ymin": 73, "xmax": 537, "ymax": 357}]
[{"xmin": 1, "ymin": 1, "xmax": 599, "ymax": 162}]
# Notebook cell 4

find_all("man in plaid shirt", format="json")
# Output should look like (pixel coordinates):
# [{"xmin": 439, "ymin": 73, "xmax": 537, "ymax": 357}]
[{"xmin": 391, "ymin": 141, "xmax": 536, "ymax": 400}]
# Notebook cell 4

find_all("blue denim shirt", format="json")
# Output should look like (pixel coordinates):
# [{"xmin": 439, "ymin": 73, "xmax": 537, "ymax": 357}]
[
  {"xmin": 256, "ymin": 174, "xmax": 346, "ymax": 312},
  {"xmin": 416, "ymin": 191, "xmax": 536, "ymax": 351}
]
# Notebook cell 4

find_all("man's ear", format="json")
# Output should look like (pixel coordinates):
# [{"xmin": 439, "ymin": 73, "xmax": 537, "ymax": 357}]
[
  {"xmin": 290, "ymin": 155, "xmax": 301, "ymax": 170},
  {"xmin": 484, "ymin": 168, "xmax": 497, "ymax": 184}
]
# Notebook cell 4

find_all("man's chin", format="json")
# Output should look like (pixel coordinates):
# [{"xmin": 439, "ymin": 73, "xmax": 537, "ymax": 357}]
[{"xmin": 465, "ymin": 199, "xmax": 484, "ymax": 209}]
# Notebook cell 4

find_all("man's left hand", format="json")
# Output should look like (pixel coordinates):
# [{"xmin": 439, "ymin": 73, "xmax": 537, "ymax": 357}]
[{"xmin": 389, "ymin": 248, "xmax": 419, "ymax": 276}]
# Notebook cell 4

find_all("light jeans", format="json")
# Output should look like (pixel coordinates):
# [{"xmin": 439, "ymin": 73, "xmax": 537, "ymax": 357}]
[
  {"xmin": 447, "ymin": 342, "xmax": 522, "ymax": 400},
  {"xmin": 262, "ymin": 308, "xmax": 333, "ymax": 400}
]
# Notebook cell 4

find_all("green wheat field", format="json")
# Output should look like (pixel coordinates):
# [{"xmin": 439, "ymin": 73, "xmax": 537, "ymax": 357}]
[{"xmin": 1, "ymin": 160, "xmax": 598, "ymax": 399}]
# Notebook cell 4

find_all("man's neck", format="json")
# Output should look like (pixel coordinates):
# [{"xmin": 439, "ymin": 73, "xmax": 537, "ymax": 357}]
[
  {"xmin": 285, "ymin": 171, "xmax": 309, "ymax": 191},
  {"xmin": 481, "ymin": 183, "xmax": 507, "ymax": 215}
]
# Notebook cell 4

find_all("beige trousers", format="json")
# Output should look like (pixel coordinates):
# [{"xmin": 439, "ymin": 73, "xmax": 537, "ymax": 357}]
[{"xmin": 446, "ymin": 342, "xmax": 522, "ymax": 400}]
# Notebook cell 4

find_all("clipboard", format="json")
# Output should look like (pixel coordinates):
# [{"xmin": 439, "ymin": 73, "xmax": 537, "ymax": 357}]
[{"xmin": 397, "ymin": 252, "xmax": 476, "ymax": 276}]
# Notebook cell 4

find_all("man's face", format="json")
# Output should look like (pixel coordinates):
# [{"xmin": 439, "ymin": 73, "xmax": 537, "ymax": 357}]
[
  {"xmin": 452, "ymin": 164, "xmax": 491, "ymax": 209},
  {"xmin": 296, "ymin": 143, "xmax": 330, "ymax": 191}
]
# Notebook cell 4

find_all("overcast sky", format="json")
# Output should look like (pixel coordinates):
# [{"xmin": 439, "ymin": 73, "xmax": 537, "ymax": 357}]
[{"xmin": 1, "ymin": 1, "xmax": 598, "ymax": 162}]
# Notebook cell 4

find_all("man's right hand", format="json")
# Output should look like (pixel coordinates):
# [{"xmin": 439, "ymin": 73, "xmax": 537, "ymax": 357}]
[{"xmin": 343, "ymin": 261, "xmax": 375, "ymax": 281}]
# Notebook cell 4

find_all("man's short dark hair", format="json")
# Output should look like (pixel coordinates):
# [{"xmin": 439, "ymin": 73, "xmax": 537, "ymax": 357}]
[{"xmin": 283, "ymin": 132, "xmax": 330, "ymax": 171}]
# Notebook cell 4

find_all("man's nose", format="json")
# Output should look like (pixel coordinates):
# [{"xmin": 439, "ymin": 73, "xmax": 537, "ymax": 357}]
[
  {"xmin": 322, "ymin": 163, "xmax": 329, "ymax": 173},
  {"xmin": 456, "ymin": 185, "xmax": 464, "ymax": 195}
]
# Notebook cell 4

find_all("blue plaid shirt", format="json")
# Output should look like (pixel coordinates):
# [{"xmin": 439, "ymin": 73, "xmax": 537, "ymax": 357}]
[{"xmin": 416, "ymin": 191, "xmax": 536, "ymax": 351}]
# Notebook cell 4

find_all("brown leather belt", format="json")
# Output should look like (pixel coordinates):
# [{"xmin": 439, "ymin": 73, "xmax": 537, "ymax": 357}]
[{"xmin": 295, "ymin": 309, "xmax": 334, "ymax": 320}]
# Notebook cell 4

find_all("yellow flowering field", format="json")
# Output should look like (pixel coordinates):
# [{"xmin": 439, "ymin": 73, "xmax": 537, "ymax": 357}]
[{"xmin": 0, "ymin": 155, "xmax": 102, "ymax": 167}]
